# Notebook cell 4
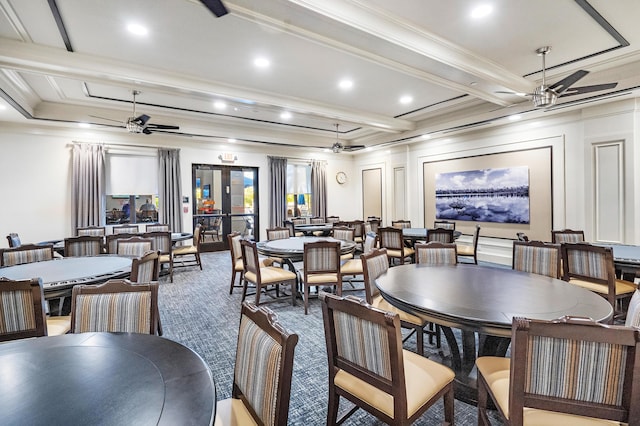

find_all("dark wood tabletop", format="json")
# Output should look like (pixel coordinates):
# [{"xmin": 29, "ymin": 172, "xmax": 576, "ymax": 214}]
[
  {"xmin": 402, "ymin": 227, "xmax": 462, "ymax": 241},
  {"xmin": 256, "ymin": 236, "xmax": 356, "ymax": 261},
  {"xmin": 294, "ymin": 223, "xmax": 333, "ymax": 236},
  {"xmin": 375, "ymin": 263, "xmax": 613, "ymax": 404},
  {"xmin": 0, "ymin": 332, "xmax": 215, "ymax": 426}
]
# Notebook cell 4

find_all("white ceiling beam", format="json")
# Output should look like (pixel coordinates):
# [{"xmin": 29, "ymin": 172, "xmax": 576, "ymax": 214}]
[{"xmin": 0, "ymin": 38, "xmax": 415, "ymax": 133}]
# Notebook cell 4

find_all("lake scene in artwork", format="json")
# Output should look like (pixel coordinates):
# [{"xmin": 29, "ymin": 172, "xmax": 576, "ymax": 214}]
[{"xmin": 435, "ymin": 166, "xmax": 530, "ymax": 223}]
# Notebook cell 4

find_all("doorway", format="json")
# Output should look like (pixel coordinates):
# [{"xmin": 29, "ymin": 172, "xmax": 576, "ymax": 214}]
[{"xmin": 192, "ymin": 164, "xmax": 259, "ymax": 252}]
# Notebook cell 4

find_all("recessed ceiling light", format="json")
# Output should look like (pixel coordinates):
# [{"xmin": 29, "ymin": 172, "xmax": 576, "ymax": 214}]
[
  {"xmin": 280, "ymin": 111, "xmax": 292, "ymax": 120},
  {"xmin": 338, "ymin": 79, "xmax": 353, "ymax": 90},
  {"xmin": 399, "ymin": 95, "xmax": 413, "ymax": 104},
  {"xmin": 227, "ymin": 138, "xmax": 236, "ymax": 143},
  {"xmin": 78, "ymin": 122, "xmax": 90, "ymax": 128},
  {"xmin": 213, "ymin": 101, "xmax": 227, "ymax": 110},
  {"xmin": 471, "ymin": 4, "xmax": 493, "ymax": 19},
  {"xmin": 365, "ymin": 147, "xmax": 373, "ymax": 152},
  {"xmin": 509, "ymin": 114, "xmax": 522, "ymax": 121},
  {"xmin": 127, "ymin": 23, "xmax": 148, "ymax": 36},
  {"xmin": 422, "ymin": 134, "xmax": 431, "ymax": 140},
  {"xmin": 254, "ymin": 57, "xmax": 270, "ymax": 68}
]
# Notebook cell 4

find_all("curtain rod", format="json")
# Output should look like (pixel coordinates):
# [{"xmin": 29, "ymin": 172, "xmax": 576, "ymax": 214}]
[
  {"xmin": 70, "ymin": 141, "xmax": 179, "ymax": 151},
  {"xmin": 284, "ymin": 156, "xmax": 327, "ymax": 164}
]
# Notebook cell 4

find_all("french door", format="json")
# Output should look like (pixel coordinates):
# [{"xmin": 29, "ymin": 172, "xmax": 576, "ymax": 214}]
[{"xmin": 192, "ymin": 164, "xmax": 259, "ymax": 252}]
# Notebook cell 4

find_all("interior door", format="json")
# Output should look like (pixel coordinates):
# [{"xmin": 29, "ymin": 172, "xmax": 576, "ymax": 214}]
[{"xmin": 192, "ymin": 164, "xmax": 259, "ymax": 252}]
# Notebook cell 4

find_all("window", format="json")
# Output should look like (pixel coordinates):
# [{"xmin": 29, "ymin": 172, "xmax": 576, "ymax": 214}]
[
  {"xmin": 105, "ymin": 152, "xmax": 159, "ymax": 224},
  {"xmin": 286, "ymin": 163, "xmax": 312, "ymax": 217}
]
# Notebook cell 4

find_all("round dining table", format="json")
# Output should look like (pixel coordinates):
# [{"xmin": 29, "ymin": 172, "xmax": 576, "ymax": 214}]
[
  {"xmin": 256, "ymin": 236, "xmax": 357, "ymax": 264},
  {"xmin": 294, "ymin": 223, "xmax": 334, "ymax": 236},
  {"xmin": 375, "ymin": 263, "xmax": 613, "ymax": 404},
  {"xmin": 0, "ymin": 332, "xmax": 216, "ymax": 425}
]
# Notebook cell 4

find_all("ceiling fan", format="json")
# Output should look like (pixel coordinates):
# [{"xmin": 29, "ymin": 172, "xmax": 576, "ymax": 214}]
[
  {"xmin": 91, "ymin": 90, "xmax": 180, "ymax": 135},
  {"xmin": 330, "ymin": 124, "xmax": 365, "ymax": 153},
  {"xmin": 498, "ymin": 46, "xmax": 618, "ymax": 108},
  {"xmin": 199, "ymin": 0, "xmax": 228, "ymax": 17}
]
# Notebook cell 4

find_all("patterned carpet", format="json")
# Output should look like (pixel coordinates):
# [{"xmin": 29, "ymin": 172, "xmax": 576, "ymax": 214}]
[{"xmin": 158, "ymin": 251, "xmax": 502, "ymax": 425}]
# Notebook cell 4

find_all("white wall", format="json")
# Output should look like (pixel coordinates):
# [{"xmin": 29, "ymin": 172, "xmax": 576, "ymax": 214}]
[
  {"xmin": 355, "ymin": 99, "xmax": 640, "ymax": 264},
  {"xmin": 0, "ymin": 123, "xmax": 361, "ymax": 246}
]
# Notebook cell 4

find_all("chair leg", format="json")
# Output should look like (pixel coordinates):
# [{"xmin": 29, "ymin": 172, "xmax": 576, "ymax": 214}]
[
  {"xmin": 304, "ymin": 285, "xmax": 310, "ymax": 315},
  {"xmin": 196, "ymin": 252, "xmax": 202, "ymax": 270},
  {"xmin": 326, "ymin": 388, "xmax": 340, "ymax": 426},
  {"xmin": 416, "ymin": 325, "xmax": 424, "ymax": 356},
  {"xmin": 290, "ymin": 280, "xmax": 296, "ymax": 306},
  {"xmin": 229, "ymin": 270, "xmax": 237, "ymax": 294},
  {"xmin": 477, "ymin": 375, "xmax": 490, "ymax": 426},
  {"xmin": 241, "ymin": 279, "xmax": 248, "ymax": 302},
  {"xmin": 443, "ymin": 384, "xmax": 455, "ymax": 425},
  {"xmin": 254, "ymin": 284, "xmax": 262, "ymax": 306}
]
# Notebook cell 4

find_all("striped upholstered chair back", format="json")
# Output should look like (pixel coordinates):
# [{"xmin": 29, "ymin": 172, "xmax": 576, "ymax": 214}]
[
  {"xmin": 310, "ymin": 217, "xmax": 325, "ymax": 224},
  {"xmin": 0, "ymin": 244, "xmax": 54, "ymax": 266},
  {"xmin": 116, "ymin": 237, "xmax": 153, "ymax": 257},
  {"xmin": 560, "ymin": 242, "xmax": 636, "ymax": 317},
  {"xmin": 551, "ymin": 229, "xmax": 585, "ymax": 244},
  {"xmin": 415, "ymin": 242, "xmax": 458, "ymax": 265},
  {"xmin": 216, "ymin": 302, "xmax": 298, "ymax": 425},
  {"xmin": 130, "ymin": 250, "xmax": 160, "ymax": 283},
  {"xmin": 106, "ymin": 233, "xmax": 136, "ymax": 254},
  {"xmin": 64, "ymin": 235, "xmax": 103, "ymax": 257},
  {"xmin": 360, "ymin": 248, "xmax": 389, "ymax": 304},
  {"xmin": 434, "ymin": 220, "xmax": 455, "ymax": 230},
  {"xmin": 267, "ymin": 227, "xmax": 291, "ymax": 241},
  {"xmin": 332, "ymin": 226, "xmax": 355, "ymax": 242},
  {"xmin": 0, "ymin": 277, "xmax": 47, "ymax": 341},
  {"xmin": 76, "ymin": 226, "xmax": 106, "ymax": 236},
  {"xmin": 145, "ymin": 224, "xmax": 170, "ymax": 232},
  {"xmin": 391, "ymin": 220, "xmax": 411, "ymax": 229},
  {"xmin": 70, "ymin": 279, "xmax": 159, "ymax": 334},
  {"xmin": 477, "ymin": 316, "xmax": 640, "ymax": 425},
  {"xmin": 427, "ymin": 228, "xmax": 454, "ymax": 243},
  {"xmin": 112, "ymin": 225, "xmax": 139, "ymax": 234},
  {"xmin": 626, "ymin": 290, "xmax": 640, "ymax": 328},
  {"xmin": 512, "ymin": 240, "xmax": 561, "ymax": 279},
  {"xmin": 320, "ymin": 293, "xmax": 455, "ymax": 424}
]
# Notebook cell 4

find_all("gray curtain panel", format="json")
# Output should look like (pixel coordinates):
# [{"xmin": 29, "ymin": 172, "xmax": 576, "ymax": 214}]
[
  {"xmin": 311, "ymin": 160, "xmax": 327, "ymax": 218},
  {"xmin": 72, "ymin": 143, "xmax": 105, "ymax": 230},
  {"xmin": 269, "ymin": 156, "xmax": 287, "ymax": 228},
  {"xmin": 158, "ymin": 148, "xmax": 183, "ymax": 232}
]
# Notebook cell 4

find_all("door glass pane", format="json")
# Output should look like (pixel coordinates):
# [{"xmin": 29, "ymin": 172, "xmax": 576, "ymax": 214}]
[{"xmin": 230, "ymin": 170, "xmax": 255, "ymax": 238}]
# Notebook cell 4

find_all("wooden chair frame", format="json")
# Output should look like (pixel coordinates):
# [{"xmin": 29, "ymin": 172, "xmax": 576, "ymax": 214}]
[
  {"xmin": 457, "ymin": 225, "xmax": 481, "ymax": 264},
  {"xmin": 379, "ymin": 227, "xmax": 414, "ymax": 265},
  {"xmin": 434, "ymin": 220, "xmax": 456, "ymax": 230},
  {"xmin": 112, "ymin": 225, "xmax": 139, "ymax": 234},
  {"xmin": 512, "ymin": 240, "xmax": 561, "ymax": 279},
  {"xmin": 415, "ymin": 241, "xmax": 458, "ymax": 265},
  {"xmin": 76, "ymin": 226, "xmax": 106, "ymax": 236},
  {"xmin": 130, "ymin": 250, "xmax": 160, "ymax": 283},
  {"xmin": 106, "ymin": 233, "xmax": 136, "ymax": 254},
  {"xmin": 301, "ymin": 240, "xmax": 341, "ymax": 315},
  {"xmin": 227, "ymin": 232, "xmax": 245, "ymax": 294},
  {"xmin": 70, "ymin": 279, "xmax": 159, "ymax": 335},
  {"xmin": 478, "ymin": 316, "xmax": 640, "ymax": 425},
  {"xmin": 142, "ymin": 231, "xmax": 174, "ymax": 282},
  {"xmin": 145, "ymin": 224, "xmax": 170, "ymax": 232},
  {"xmin": 0, "ymin": 277, "xmax": 48, "ymax": 341},
  {"xmin": 0, "ymin": 243, "xmax": 54, "ymax": 266},
  {"xmin": 427, "ymin": 228, "xmax": 455, "ymax": 243},
  {"xmin": 391, "ymin": 220, "xmax": 412, "ymax": 229},
  {"xmin": 551, "ymin": 228, "xmax": 585, "ymax": 244},
  {"xmin": 172, "ymin": 224, "xmax": 203, "ymax": 273},
  {"xmin": 321, "ymin": 293, "xmax": 454, "ymax": 425},
  {"xmin": 116, "ymin": 236, "xmax": 153, "ymax": 256},
  {"xmin": 64, "ymin": 235, "xmax": 104, "ymax": 256}
]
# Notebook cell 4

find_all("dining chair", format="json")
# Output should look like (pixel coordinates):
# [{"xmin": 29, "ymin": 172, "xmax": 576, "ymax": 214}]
[
  {"xmin": 76, "ymin": 226, "xmax": 106, "ymax": 237},
  {"xmin": 70, "ymin": 279, "xmax": 160, "ymax": 335},
  {"xmin": 512, "ymin": 240, "xmax": 561, "ymax": 279},
  {"xmin": 457, "ymin": 224, "xmax": 481, "ymax": 264},
  {"xmin": 215, "ymin": 302, "xmax": 298, "ymax": 426},
  {"xmin": 427, "ymin": 227, "xmax": 455, "ymax": 243},
  {"xmin": 561, "ymin": 242, "xmax": 636, "ymax": 321},
  {"xmin": 0, "ymin": 277, "xmax": 70, "ymax": 341},
  {"xmin": 415, "ymin": 241, "xmax": 458, "ymax": 265},
  {"xmin": 477, "ymin": 316, "xmax": 640, "ymax": 425},
  {"xmin": 300, "ymin": 240, "xmax": 341, "ymax": 315},
  {"xmin": 64, "ymin": 235, "xmax": 103, "ymax": 256},
  {"xmin": 378, "ymin": 227, "xmax": 414, "ymax": 265},
  {"xmin": 310, "ymin": 216, "xmax": 325, "ymax": 224},
  {"xmin": 129, "ymin": 250, "xmax": 160, "ymax": 283},
  {"xmin": 339, "ymin": 232, "xmax": 378, "ymax": 291},
  {"xmin": 331, "ymin": 226, "xmax": 355, "ymax": 261},
  {"xmin": 143, "ymin": 231, "xmax": 174, "ymax": 282},
  {"xmin": 172, "ymin": 224, "xmax": 203, "ymax": 274},
  {"xmin": 325, "ymin": 215, "xmax": 340, "ymax": 224},
  {"xmin": 6, "ymin": 233, "xmax": 21, "ymax": 247},
  {"xmin": 145, "ymin": 224, "xmax": 170, "ymax": 232},
  {"xmin": 282, "ymin": 221, "xmax": 303, "ymax": 237},
  {"xmin": 551, "ymin": 228, "xmax": 585, "ymax": 244},
  {"xmin": 291, "ymin": 217, "xmax": 307, "ymax": 226},
  {"xmin": 116, "ymin": 236, "xmax": 153, "ymax": 257},
  {"xmin": 433, "ymin": 220, "xmax": 455, "ymax": 230},
  {"xmin": 227, "ymin": 233, "xmax": 274, "ymax": 295},
  {"xmin": 625, "ymin": 290, "xmax": 640, "ymax": 327},
  {"xmin": 361, "ymin": 248, "xmax": 440, "ymax": 353},
  {"xmin": 201, "ymin": 216, "xmax": 222, "ymax": 242},
  {"xmin": 105, "ymin": 233, "xmax": 135, "ymax": 254},
  {"xmin": 348, "ymin": 220, "xmax": 365, "ymax": 250},
  {"xmin": 391, "ymin": 219, "xmax": 412, "ymax": 229},
  {"xmin": 240, "ymin": 240, "xmax": 297, "ymax": 307},
  {"xmin": 112, "ymin": 224, "xmax": 139, "ymax": 234},
  {"xmin": 0, "ymin": 243, "xmax": 54, "ymax": 266},
  {"xmin": 367, "ymin": 218, "xmax": 381, "ymax": 234},
  {"xmin": 321, "ymin": 293, "xmax": 455, "ymax": 425},
  {"xmin": 267, "ymin": 226, "xmax": 291, "ymax": 240}
]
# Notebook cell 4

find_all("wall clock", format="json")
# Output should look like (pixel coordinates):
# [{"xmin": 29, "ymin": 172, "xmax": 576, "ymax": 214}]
[{"xmin": 336, "ymin": 171, "xmax": 347, "ymax": 184}]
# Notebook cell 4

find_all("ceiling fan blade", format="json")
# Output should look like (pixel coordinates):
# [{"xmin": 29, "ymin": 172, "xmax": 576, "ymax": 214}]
[
  {"xmin": 89, "ymin": 115, "xmax": 122, "ymax": 124},
  {"xmin": 200, "ymin": 0, "xmax": 228, "ymax": 17},
  {"xmin": 548, "ymin": 70, "xmax": 589, "ymax": 95},
  {"xmin": 559, "ymin": 82, "xmax": 618, "ymax": 97},
  {"xmin": 133, "ymin": 114, "xmax": 151, "ymax": 125},
  {"xmin": 495, "ymin": 90, "xmax": 531, "ymax": 97},
  {"xmin": 146, "ymin": 123, "xmax": 180, "ymax": 130},
  {"xmin": 142, "ymin": 127, "xmax": 153, "ymax": 135},
  {"xmin": 342, "ymin": 145, "xmax": 366, "ymax": 151}
]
